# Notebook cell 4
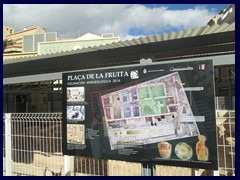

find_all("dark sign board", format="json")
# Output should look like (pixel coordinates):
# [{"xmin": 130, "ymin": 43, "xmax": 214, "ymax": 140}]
[{"xmin": 62, "ymin": 59, "xmax": 218, "ymax": 170}]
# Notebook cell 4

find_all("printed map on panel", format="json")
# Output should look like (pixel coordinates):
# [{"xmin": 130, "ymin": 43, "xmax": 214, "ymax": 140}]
[{"xmin": 101, "ymin": 72, "xmax": 200, "ymax": 150}]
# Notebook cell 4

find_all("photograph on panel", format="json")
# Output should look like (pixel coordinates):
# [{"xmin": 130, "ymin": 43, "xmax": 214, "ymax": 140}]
[
  {"xmin": 67, "ymin": 105, "xmax": 85, "ymax": 122},
  {"xmin": 67, "ymin": 87, "xmax": 85, "ymax": 102}
]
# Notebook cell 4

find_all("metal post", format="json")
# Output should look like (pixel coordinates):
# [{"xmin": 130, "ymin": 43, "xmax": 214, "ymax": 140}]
[
  {"xmin": 64, "ymin": 155, "xmax": 71, "ymax": 176},
  {"xmin": 142, "ymin": 163, "xmax": 155, "ymax": 176},
  {"xmin": 213, "ymin": 170, "xmax": 220, "ymax": 176},
  {"xmin": 194, "ymin": 169, "xmax": 200, "ymax": 176},
  {"xmin": 5, "ymin": 113, "xmax": 12, "ymax": 176}
]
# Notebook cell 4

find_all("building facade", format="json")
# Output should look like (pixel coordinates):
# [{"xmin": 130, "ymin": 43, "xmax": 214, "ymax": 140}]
[
  {"xmin": 38, "ymin": 33, "xmax": 120, "ymax": 55},
  {"xmin": 3, "ymin": 25, "xmax": 14, "ymax": 39},
  {"xmin": 3, "ymin": 26, "xmax": 46, "ymax": 53}
]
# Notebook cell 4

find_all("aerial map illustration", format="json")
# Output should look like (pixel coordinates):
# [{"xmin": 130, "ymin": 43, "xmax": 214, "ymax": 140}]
[{"xmin": 100, "ymin": 72, "xmax": 200, "ymax": 150}]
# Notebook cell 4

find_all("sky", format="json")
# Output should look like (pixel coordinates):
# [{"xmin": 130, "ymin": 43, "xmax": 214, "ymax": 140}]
[{"xmin": 3, "ymin": 4, "xmax": 231, "ymax": 40}]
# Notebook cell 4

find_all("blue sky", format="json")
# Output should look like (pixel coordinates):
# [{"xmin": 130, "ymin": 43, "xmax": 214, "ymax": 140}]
[
  {"xmin": 128, "ymin": 4, "xmax": 230, "ymax": 37},
  {"xmin": 144, "ymin": 4, "xmax": 230, "ymax": 11},
  {"xmin": 3, "ymin": 4, "xmax": 231, "ymax": 40}
]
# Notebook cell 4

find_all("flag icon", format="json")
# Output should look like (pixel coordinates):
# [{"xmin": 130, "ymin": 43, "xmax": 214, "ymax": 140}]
[{"xmin": 199, "ymin": 64, "xmax": 206, "ymax": 70}]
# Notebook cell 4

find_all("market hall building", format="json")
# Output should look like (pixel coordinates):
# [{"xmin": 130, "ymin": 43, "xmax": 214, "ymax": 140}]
[
  {"xmin": 3, "ymin": 25, "xmax": 235, "ymax": 113},
  {"xmin": 3, "ymin": 4, "xmax": 235, "ymax": 176}
]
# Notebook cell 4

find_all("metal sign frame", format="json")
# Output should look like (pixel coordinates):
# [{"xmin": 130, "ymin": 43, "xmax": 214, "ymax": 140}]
[{"xmin": 62, "ymin": 58, "xmax": 218, "ymax": 170}]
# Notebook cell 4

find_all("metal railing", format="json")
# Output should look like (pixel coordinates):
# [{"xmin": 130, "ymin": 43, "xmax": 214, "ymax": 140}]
[
  {"xmin": 216, "ymin": 110, "xmax": 235, "ymax": 176},
  {"xmin": 3, "ymin": 111, "xmax": 235, "ymax": 176},
  {"xmin": 3, "ymin": 113, "xmax": 63, "ymax": 176}
]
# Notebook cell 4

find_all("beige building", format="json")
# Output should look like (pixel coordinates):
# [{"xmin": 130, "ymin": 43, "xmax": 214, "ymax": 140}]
[
  {"xmin": 3, "ymin": 30, "xmax": 120, "ymax": 61},
  {"xmin": 38, "ymin": 33, "xmax": 120, "ymax": 55},
  {"xmin": 3, "ymin": 26, "xmax": 46, "ymax": 53},
  {"xmin": 3, "ymin": 25, "xmax": 14, "ymax": 39}
]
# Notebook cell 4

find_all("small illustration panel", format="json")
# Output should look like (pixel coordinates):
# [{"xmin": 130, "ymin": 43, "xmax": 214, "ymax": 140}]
[{"xmin": 67, "ymin": 124, "xmax": 85, "ymax": 144}]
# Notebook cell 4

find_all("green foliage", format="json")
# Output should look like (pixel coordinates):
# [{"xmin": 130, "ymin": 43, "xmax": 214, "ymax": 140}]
[{"xmin": 3, "ymin": 40, "xmax": 14, "ymax": 50}]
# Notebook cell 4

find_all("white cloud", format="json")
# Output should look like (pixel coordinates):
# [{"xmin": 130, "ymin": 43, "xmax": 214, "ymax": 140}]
[
  {"xmin": 3, "ymin": 4, "xmax": 218, "ymax": 40},
  {"xmin": 124, "ymin": 34, "xmax": 146, "ymax": 41}
]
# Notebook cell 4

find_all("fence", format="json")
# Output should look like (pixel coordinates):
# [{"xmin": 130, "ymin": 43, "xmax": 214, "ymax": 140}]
[
  {"xmin": 3, "ymin": 111, "xmax": 235, "ymax": 176},
  {"xmin": 3, "ymin": 113, "xmax": 63, "ymax": 176},
  {"xmin": 216, "ymin": 110, "xmax": 235, "ymax": 176}
]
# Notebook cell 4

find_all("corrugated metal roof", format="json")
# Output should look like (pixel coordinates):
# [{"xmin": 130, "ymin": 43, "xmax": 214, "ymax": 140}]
[{"xmin": 4, "ymin": 22, "xmax": 235, "ymax": 65}]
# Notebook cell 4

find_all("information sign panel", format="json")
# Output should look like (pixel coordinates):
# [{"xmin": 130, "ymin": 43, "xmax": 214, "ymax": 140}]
[{"xmin": 62, "ymin": 59, "xmax": 218, "ymax": 169}]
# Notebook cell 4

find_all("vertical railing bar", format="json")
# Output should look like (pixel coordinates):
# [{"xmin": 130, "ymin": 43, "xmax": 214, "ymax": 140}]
[
  {"xmin": 59, "ymin": 114, "xmax": 62, "ymax": 172},
  {"xmin": 17, "ymin": 114, "xmax": 21, "ymax": 175},
  {"xmin": 36, "ymin": 114, "xmax": 40, "ymax": 168},
  {"xmin": 38, "ymin": 114, "xmax": 41, "ymax": 173},
  {"xmin": 29, "ymin": 117, "xmax": 32, "ymax": 174},
  {"xmin": 21, "ymin": 117, "xmax": 24, "ymax": 176},
  {"xmin": 27, "ymin": 117, "xmax": 30, "ymax": 175},
  {"xmin": 56, "ymin": 116, "xmax": 58, "ymax": 167},
  {"xmin": 53, "ymin": 118, "xmax": 56, "ymax": 170},
  {"xmin": 42, "ymin": 114, "xmax": 46, "ymax": 169},
  {"xmin": 107, "ymin": 160, "xmax": 113, "ymax": 176},
  {"xmin": 12, "ymin": 115, "xmax": 16, "ymax": 175},
  {"xmin": 5, "ymin": 113, "xmax": 12, "ymax": 176},
  {"xmin": 47, "ymin": 115, "xmax": 50, "ymax": 169},
  {"xmin": 76, "ymin": 157, "xmax": 78, "ymax": 175},
  {"xmin": 228, "ymin": 111, "xmax": 233, "ymax": 173},
  {"xmin": 85, "ymin": 158, "xmax": 87, "ymax": 175},
  {"xmin": 20, "ymin": 115, "xmax": 23, "ymax": 175},
  {"xmin": 222, "ymin": 114, "xmax": 227, "ymax": 175},
  {"xmin": 24, "ymin": 116, "xmax": 27, "ymax": 176},
  {"xmin": 101, "ymin": 160, "xmax": 104, "ymax": 176},
  {"xmin": 93, "ymin": 159, "xmax": 95, "ymax": 176},
  {"xmin": 89, "ymin": 158, "xmax": 91, "ymax": 175},
  {"xmin": 14, "ymin": 115, "xmax": 18, "ymax": 175},
  {"xmin": 31, "ymin": 115, "xmax": 34, "ymax": 176},
  {"xmin": 81, "ymin": 157, "xmax": 83, "ymax": 175},
  {"xmin": 45, "ymin": 115, "xmax": 48, "ymax": 167},
  {"xmin": 50, "ymin": 116, "xmax": 52, "ymax": 162},
  {"xmin": 25, "ymin": 116, "xmax": 28, "ymax": 175},
  {"xmin": 52, "ymin": 117, "xmax": 55, "ymax": 172},
  {"xmin": 29, "ymin": 116, "xmax": 31, "ymax": 176},
  {"xmin": 17, "ymin": 114, "xmax": 20, "ymax": 176},
  {"xmin": 98, "ymin": 159, "xmax": 100, "ymax": 176},
  {"xmin": 20, "ymin": 114, "xmax": 23, "ymax": 175},
  {"xmin": 228, "ymin": 112, "xmax": 234, "ymax": 176}
]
